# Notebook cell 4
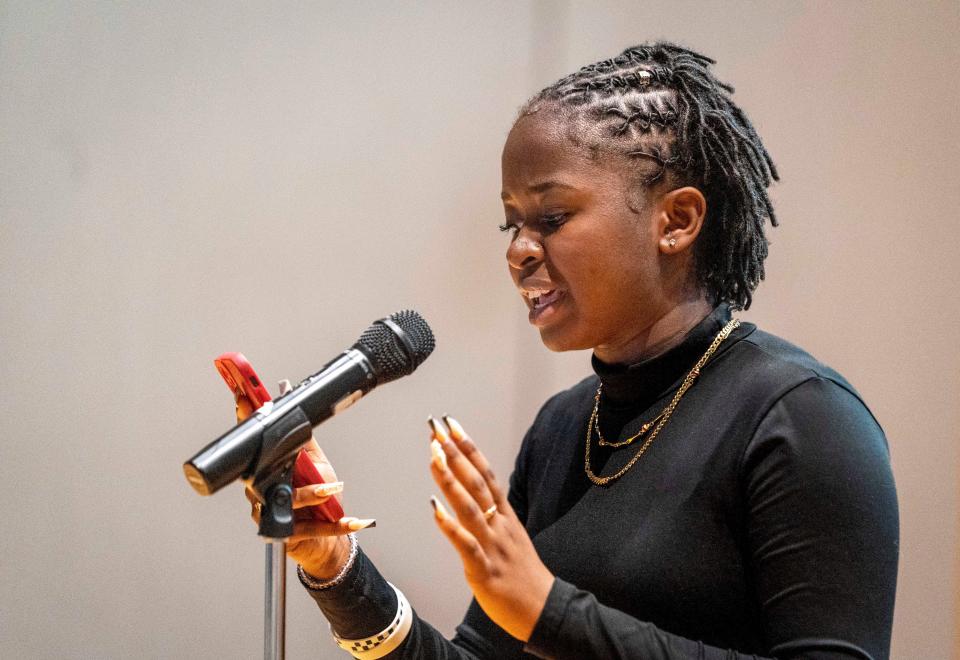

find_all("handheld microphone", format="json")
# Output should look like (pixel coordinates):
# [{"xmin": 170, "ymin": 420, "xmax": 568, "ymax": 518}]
[{"xmin": 183, "ymin": 309, "xmax": 435, "ymax": 496}]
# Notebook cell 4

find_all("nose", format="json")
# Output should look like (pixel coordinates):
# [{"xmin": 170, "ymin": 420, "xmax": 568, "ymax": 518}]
[{"xmin": 506, "ymin": 226, "xmax": 544, "ymax": 272}]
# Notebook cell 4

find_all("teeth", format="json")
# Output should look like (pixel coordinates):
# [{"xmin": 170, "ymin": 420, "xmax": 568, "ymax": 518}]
[
  {"xmin": 531, "ymin": 289, "xmax": 561, "ymax": 309},
  {"xmin": 522, "ymin": 288, "xmax": 554, "ymax": 299}
]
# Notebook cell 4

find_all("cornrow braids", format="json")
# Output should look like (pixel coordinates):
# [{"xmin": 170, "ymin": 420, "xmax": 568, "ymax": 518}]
[{"xmin": 521, "ymin": 42, "xmax": 779, "ymax": 310}]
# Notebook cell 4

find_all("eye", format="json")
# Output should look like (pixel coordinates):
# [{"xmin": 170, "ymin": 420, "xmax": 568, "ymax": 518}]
[
  {"xmin": 540, "ymin": 213, "xmax": 568, "ymax": 229},
  {"xmin": 498, "ymin": 222, "xmax": 520, "ymax": 236}
]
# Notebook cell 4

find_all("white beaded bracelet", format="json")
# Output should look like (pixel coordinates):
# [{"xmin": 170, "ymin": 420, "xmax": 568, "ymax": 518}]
[
  {"xmin": 331, "ymin": 583, "xmax": 413, "ymax": 659},
  {"xmin": 296, "ymin": 533, "xmax": 359, "ymax": 591}
]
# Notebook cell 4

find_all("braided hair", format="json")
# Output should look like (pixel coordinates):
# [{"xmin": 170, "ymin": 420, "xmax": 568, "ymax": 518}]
[{"xmin": 521, "ymin": 42, "xmax": 778, "ymax": 310}]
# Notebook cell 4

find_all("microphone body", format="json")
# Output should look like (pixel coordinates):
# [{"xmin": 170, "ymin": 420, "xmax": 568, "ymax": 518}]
[{"xmin": 183, "ymin": 311, "xmax": 434, "ymax": 496}]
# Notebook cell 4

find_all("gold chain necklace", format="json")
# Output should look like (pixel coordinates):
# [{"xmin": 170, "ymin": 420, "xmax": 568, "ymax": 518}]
[
  {"xmin": 593, "ymin": 389, "xmax": 663, "ymax": 448},
  {"xmin": 585, "ymin": 317, "xmax": 741, "ymax": 486}
]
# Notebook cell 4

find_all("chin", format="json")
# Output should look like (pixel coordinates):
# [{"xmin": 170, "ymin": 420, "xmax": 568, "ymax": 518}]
[{"xmin": 537, "ymin": 322, "xmax": 593, "ymax": 353}]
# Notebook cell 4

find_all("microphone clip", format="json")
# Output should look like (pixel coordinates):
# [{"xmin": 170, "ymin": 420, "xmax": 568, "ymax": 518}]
[{"xmin": 250, "ymin": 406, "xmax": 313, "ymax": 539}]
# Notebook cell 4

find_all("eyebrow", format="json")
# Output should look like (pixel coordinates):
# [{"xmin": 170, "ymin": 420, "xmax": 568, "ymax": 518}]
[{"xmin": 501, "ymin": 180, "xmax": 577, "ymax": 200}]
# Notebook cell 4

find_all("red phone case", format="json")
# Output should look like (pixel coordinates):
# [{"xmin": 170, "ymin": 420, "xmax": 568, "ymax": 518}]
[
  {"xmin": 214, "ymin": 351, "xmax": 272, "ymax": 408},
  {"xmin": 214, "ymin": 352, "xmax": 344, "ymax": 523}
]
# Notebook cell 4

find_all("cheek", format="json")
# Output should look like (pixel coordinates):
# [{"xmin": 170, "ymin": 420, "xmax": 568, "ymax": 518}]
[{"xmin": 576, "ymin": 237, "xmax": 659, "ymax": 309}]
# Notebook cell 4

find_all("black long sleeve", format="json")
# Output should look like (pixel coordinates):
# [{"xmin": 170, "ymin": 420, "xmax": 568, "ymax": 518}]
[
  {"xmin": 523, "ymin": 377, "xmax": 897, "ymax": 660},
  {"xmin": 304, "ymin": 546, "xmax": 500, "ymax": 659},
  {"xmin": 302, "ymin": 308, "xmax": 898, "ymax": 659}
]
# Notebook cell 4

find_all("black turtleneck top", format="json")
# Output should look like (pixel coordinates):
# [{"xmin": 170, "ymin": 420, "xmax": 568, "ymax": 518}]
[{"xmin": 306, "ymin": 306, "xmax": 899, "ymax": 659}]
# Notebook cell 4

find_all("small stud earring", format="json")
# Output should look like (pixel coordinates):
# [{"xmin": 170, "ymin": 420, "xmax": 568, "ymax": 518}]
[{"xmin": 668, "ymin": 237, "xmax": 677, "ymax": 248}]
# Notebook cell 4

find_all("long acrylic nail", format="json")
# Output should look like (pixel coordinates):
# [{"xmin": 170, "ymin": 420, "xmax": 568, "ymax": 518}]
[
  {"xmin": 430, "ymin": 439, "xmax": 448, "ymax": 470},
  {"xmin": 427, "ymin": 415, "xmax": 450, "ymax": 443},
  {"xmin": 430, "ymin": 495, "xmax": 450, "ymax": 520},
  {"xmin": 442, "ymin": 415, "xmax": 466, "ymax": 440},
  {"xmin": 314, "ymin": 481, "xmax": 343, "ymax": 497},
  {"xmin": 344, "ymin": 517, "xmax": 376, "ymax": 531}
]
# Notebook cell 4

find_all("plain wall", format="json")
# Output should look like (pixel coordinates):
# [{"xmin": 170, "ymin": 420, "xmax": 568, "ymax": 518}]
[{"xmin": 1, "ymin": 2, "xmax": 957, "ymax": 658}]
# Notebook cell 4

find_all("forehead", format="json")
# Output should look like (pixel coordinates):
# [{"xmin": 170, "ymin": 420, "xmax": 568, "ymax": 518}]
[{"xmin": 500, "ymin": 110, "xmax": 638, "ymax": 201}]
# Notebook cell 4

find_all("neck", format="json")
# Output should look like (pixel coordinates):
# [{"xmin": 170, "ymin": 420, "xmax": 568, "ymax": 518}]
[{"xmin": 594, "ymin": 296, "xmax": 714, "ymax": 365}]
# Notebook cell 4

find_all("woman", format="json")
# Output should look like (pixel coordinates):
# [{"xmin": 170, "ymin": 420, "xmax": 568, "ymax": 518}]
[{"xmin": 244, "ymin": 42, "xmax": 898, "ymax": 659}]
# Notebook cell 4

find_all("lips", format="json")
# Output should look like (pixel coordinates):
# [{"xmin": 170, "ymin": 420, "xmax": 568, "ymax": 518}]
[
  {"xmin": 520, "ymin": 285, "xmax": 566, "ymax": 326},
  {"xmin": 531, "ymin": 289, "xmax": 562, "ymax": 310}
]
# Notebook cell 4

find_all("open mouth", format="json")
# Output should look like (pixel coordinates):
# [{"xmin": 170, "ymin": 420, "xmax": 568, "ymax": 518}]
[
  {"xmin": 530, "ymin": 289, "xmax": 562, "ymax": 311},
  {"xmin": 521, "ymin": 286, "xmax": 566, "ymax": 325}
]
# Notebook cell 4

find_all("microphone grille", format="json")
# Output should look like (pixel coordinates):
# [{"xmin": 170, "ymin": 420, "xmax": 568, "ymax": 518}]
[{"xmin": 354, "ymin": 309, "xmax": 436, "ymax": 383}]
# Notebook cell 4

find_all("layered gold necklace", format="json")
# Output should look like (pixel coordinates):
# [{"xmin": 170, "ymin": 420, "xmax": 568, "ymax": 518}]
[{"xmin": 585, "ymin": 317, "xmax": 741, "ymax": 486}]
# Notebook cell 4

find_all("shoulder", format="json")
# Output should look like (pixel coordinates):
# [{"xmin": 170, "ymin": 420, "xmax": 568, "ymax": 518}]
[
  {"xmin": 730, "ymin": 325, "xmax": 879, "ymax": 426},
  {"xmin": 729, "ymin": 327, "xmax": 890, "ymax": 477},
  {"xmin": 736, "ymin": 326, "xmax": 855, "ymax": 392}
]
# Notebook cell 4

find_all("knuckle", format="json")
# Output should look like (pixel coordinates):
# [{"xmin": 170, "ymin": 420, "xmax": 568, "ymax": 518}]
[{"xmin": 441, "ymin": 439, "xmax": 459, "ymax": 457}]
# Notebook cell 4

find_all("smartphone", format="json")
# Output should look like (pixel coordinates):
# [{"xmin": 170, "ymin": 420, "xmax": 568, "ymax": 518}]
[
  {"xmin": 214, "ymin": 351, "xmax": 344, "ymax": 523},
  {"xmin": 214, "ymin": 351, "xmax": 272, "ymax": 408}
]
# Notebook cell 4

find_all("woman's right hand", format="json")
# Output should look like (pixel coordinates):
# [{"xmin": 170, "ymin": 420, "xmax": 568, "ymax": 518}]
[{"xmin": 236, "ymin": 394, "xmax": 374, "ymax": 580}]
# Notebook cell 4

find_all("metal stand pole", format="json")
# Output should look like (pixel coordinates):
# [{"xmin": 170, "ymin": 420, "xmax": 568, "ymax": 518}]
[{"xmin": 265, "ymin": 540, "xmax": 287, "ymax": 660}]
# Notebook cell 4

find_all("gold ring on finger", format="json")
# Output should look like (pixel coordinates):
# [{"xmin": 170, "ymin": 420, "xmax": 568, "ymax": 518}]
[{"xmin": 483, "ymin": 504, "xmax": 498, "ymax": 521}]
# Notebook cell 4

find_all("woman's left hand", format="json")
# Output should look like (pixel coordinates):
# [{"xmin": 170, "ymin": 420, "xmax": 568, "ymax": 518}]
[{"xmin": 428, "ymin": 416, "xmax": 554, "ymax": 643}]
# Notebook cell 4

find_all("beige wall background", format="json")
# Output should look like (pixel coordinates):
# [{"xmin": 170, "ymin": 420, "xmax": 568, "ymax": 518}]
[{"xmin": 1, "ymin": 1, "xmax": 957, "ymax": 658}]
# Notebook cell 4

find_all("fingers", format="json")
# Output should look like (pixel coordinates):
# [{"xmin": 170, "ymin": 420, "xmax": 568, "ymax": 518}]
[
  {"xmin": 235, "ymin": 395, "xmax": 256, "ymax": 423},
  {"xmin": 247, "ymin": 478, "xmax": 345, "ymax": 533},
  {"xmin": 300, "ymin": 439, "xmax": 339, "ymax": 484},
  {"xmin": 293, "ymin": 481, "xmax": 343, "ymax": 509},
  {"xmin": 430, "ymin": 496, "xmax": 488, "ymax": 574},
  {"xmin": 289, "ymin": 516, "xmax": 376, "ymax": 542},
  {"xmin": 442, "ymin": 415, "xmax": 509, "ymax": 509},
  {"xmin": 245, "ymin": 486, "xmax": 262, "ymax": 523},
  {"xmin": 430, "ymin": 444, "xmax": 492, "ymax": 540},
  {"xmin": 302, "ymin": 436, "xmax": 327, "ymax": 462},
  {"xmin": 429, "ymin": 417, "xmax": 497, "ymax": 528}
]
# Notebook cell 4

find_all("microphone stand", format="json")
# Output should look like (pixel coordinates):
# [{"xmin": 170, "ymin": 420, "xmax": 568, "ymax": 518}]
[{"xmin": 251, "ymin": 409, "xmax": 314, "ymax": 660}]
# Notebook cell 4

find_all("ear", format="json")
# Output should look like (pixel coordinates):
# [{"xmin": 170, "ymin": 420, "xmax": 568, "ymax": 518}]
[{"xmin": 656, "ymin": 186, "xmax": 706, "ymax": 254}]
